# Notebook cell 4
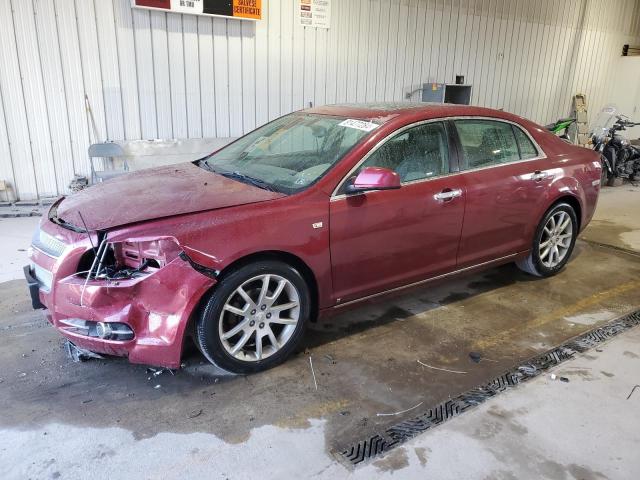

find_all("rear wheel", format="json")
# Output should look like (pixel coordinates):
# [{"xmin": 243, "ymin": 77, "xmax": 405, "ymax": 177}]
[
  {"xmin": 516, "ymin": 203, "xmax": 578, "ymax": 277},
  {"xmin": 196, "ymin": 260, "xmax": 310, "ymax": 373}
]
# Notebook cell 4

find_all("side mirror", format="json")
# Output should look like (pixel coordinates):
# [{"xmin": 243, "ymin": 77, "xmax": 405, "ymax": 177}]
[{"xmin": 344, "ymin": 167, "xmax": 401, "ymax": 194}]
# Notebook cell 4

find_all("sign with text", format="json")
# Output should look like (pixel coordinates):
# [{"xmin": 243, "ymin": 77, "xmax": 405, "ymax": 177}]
[
  {"xmin": 299, "ymin": 0, "xmax": 330, "ymax": 28},
  {"xmin": 131, "ymin": 0, "xmax": 262, "ymax": 21}
]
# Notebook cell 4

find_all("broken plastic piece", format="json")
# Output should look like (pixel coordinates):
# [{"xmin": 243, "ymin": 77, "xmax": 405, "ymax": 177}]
[
  {"xmin": 64, "ymin": 340, "xmax": 104, "ymax": 363},
  {"xmin": 179, "ymin": 251, "xmax": 218, "ymax": 279},
  {"xmin": 417, "ymin": 360, "xmax": 467, "ymax": 374},
  {"xmin": 376, "ymin": 401, "xmax": 424, "ymax": 417},
  {"xmin": 309, "ymin": 356, "xmax": 318, "ymax": 391},
  {"xmin": 517, "ymin": 364, "xmax": 537, "ymax": 376}
]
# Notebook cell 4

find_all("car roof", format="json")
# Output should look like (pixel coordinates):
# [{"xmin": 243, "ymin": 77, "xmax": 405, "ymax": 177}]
[{"xmin": 303, "ymin": 102, "xmax": 526, "ymax": 125}]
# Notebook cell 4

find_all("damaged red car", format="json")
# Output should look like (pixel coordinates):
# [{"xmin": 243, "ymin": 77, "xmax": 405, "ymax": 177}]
[{"xmin": 25, "ymin": 103, "xmax": 602, "ymax": 373}]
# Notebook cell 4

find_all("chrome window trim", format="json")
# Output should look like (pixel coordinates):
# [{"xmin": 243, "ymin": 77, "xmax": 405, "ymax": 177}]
[{"xmin": 330, "ymin": 115, "xmax": 547, "ymax": 201}]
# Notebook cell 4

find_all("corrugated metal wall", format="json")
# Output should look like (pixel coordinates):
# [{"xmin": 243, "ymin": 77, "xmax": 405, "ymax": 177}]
[{"xmin": 1, "ymin": 0, "xmax": 639, "ymax": 200}]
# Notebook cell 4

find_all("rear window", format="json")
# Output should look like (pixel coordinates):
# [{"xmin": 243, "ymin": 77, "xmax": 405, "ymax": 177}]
[
  {"xmin": 454, "ymin": 120, "xmax": 540, "ymax": 170},
  {"xmin": 455, "ymin": 120, "xmax": 520, "ymax": 169},
  {"xmin": 512, "ymin": 126, "xmax": 539, "ymax": 159}
]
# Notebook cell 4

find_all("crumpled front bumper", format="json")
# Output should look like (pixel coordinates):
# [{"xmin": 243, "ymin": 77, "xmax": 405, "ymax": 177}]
[{"xmin": 27, "ymin": 223, "xmax": 216, "ymax": 369}]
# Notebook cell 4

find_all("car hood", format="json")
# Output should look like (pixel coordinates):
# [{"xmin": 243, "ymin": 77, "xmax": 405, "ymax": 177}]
[{"xmin": 55, "ymin": 162, "xmax": 285, "ymax": 231}]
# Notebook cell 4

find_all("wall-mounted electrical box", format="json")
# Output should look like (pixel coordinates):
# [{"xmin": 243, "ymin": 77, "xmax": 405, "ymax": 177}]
[{"xmin": 422, "ymin": 83, "xmax": 472, "ymax": 105}]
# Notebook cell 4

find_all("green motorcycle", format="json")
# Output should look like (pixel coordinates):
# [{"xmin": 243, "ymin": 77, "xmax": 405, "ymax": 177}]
[{"xmin": 544, "ymin": 117, "xmax": 576, "ymax": 143}]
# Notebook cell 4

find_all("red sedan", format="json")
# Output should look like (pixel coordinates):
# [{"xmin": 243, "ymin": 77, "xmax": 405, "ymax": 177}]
[{"xmin": 26, "ymin": 103, "xmax": 602, "ymax": 373}]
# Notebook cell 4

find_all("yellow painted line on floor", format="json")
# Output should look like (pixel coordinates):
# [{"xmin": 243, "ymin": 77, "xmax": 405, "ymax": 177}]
[{"xmin": 472, "ymin": 278, "xmax": 640, "ymax": 350}]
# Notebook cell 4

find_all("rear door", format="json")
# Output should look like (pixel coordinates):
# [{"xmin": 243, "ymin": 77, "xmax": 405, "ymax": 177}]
[
  {"xmin": 329, "ymin": 121, "xmax": 466, "ymax": 303},
  {"xmin": 452, "ymin": 118, "xmax": 551, "ymax": 267}
]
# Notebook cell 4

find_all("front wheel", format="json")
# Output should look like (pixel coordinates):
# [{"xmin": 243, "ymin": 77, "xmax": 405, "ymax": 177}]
[
  {"xmin": 195, "ymin": 260, "xmax": 310, "ymax": 374},
  {"xmin": 516, "ymin": 203, "xmax": 578, "ymax": 277}
]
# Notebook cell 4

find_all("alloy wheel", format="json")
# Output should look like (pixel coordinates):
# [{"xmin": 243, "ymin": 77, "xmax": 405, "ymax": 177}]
[
  {"xmin": 218, "ymin": 274, "xmax": 300, "ymax": 362},
  {"xmin": 539, "ymin": 211, "xmax": 573, "ymax": 268}
]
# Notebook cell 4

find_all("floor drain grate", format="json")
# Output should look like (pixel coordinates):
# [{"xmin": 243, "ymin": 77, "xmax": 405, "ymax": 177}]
[{"xmin": 337, "ymin": 309, "xmax": 640, "ymax": 467}]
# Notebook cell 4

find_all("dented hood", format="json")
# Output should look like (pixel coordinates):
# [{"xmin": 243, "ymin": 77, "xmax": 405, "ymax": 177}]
[{"xmin": 55, "ymin": 162, "xmax": 285, "ymax": 231}]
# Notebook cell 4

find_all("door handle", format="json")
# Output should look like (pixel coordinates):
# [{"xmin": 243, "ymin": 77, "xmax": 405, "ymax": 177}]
[
  {"xmin": 434, "ymin": 188, "xmax": 463, "ymax": 201},
  {"xmin": 531, "ymin": 170, "xmax": 548, "ymax": 182}
]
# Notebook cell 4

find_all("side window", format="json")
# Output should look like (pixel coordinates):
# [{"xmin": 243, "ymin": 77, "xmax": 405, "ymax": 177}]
[
  {"xmin": 354, "ymin": 122, "xmax": 450, "ymax": 184},
  {"xmin": 454, "ymin": 120, "xmax": 520, "ymax": 169},
  {"xmin": 512, "ymin": 125, "xmax": 539, "ymax": 159}
]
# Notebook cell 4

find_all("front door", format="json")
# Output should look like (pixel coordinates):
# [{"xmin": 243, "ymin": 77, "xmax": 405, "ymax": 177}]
[{"xmin": 329, "ymin": 121, "xmax": 465, "ymax": 304}]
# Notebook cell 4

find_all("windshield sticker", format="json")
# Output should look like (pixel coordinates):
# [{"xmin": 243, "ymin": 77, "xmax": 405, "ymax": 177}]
[{"xmin": 339, "ymin": 119, "xmax": 379, "ymax": 132}]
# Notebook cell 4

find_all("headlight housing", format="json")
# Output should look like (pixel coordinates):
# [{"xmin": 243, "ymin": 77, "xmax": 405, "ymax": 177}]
[{"xmin": 77, "ymin": 238, "xmax": 181, "ymax": 281}]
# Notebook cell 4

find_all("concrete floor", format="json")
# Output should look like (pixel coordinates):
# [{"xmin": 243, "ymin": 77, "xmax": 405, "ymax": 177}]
[{"xmin": 1, "ymin": 184, "xmax": 639, "ymax": 479}]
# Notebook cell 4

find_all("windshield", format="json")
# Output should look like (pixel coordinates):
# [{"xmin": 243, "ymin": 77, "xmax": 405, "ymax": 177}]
[
  {"xmin": 199, "ymin": 113, "xmax": 376, "ymax": 194},
  {"xmin": 590, "ymin": 105, "xmax": 619, "ymax": 142}
]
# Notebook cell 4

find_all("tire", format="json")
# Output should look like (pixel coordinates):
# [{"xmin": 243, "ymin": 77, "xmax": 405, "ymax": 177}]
[
  {"xmin": 196, "ymin": 260, "xmax": 310, "ymax": 374},
  {"xmin": 607, "ymin": 175, "xmax": 623, "ymax": 187},
  {"xmin": 516, "ymin": 203, "xmax": 578, "ymax": 278},
  {"xmin": 600, "ymin": 162, "xmax": 609, "ymax": 186}
]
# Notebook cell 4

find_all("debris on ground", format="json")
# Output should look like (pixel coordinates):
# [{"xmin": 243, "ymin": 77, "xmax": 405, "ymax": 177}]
[
  {"xmin": 339, "ymin": 411, "xmax": 350, "ymax": 416},
  {"xmin": 377, "ymin": 401, "xmax": 424, "ymax": 417},
  {"xmin": 550, "ymin": 373, "xmax": 570, "ymax": 382},
  {"xmin": 154, "ymin": 384, "xmax": 161, "ymax": 389},
  {"xmin": 65, "ymin": 340, "xmax": 103, "ymax": 363},
  {"xmin": 146, "ymin": 367, "xmax": 175, "ymax": 379},
  {"xmin": 626, "ymin": 385, "xmax": 640, "ymax": 400},
  {"xmin": 309, "ymin": 356, "xmax": 318, "ymax": 390},
  {"xmin": 417, "ymin": 360, "xmax": 467, "ymax": 374},
  {"xmin": 324, "ymin": 354, "xmax": 336, "ymax": 365},
  {"xmin": 188, "ymin": 409, "xmax": 203, "ymax": 419},
  {"xmin": 469, "ymin": 351, "xmax": 498, "ymax": 363},
  {"xmin": 469, "ymin": 352, "xmax": 482, "ymax": 363}
]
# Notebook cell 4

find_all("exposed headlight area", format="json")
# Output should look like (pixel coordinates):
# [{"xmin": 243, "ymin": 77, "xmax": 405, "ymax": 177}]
[{"xmin": 77, "ymin": 238, "xmax": 182, "ymax": 282}]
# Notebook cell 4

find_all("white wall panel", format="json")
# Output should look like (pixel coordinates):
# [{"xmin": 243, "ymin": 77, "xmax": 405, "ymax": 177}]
[
  {"xmin": 55, "ymin": 0, "xmax": 93, "ymax": 180},
  {"xmin": 182, "ymin": 14, "xmax": 201, "ymax": 138},
  {"xmin": 150, "ymin": 11, "xmax": 173, "ymax": 139},
  {"xmin": 0, "ymin": 68, "xmax": 15, "ymax": 200},
  {"xmin": 198, "ymin": 16, "xmax": 217, "ymax": 137},
  {"xmin": 113, "ymin": 0, "xmax": 142, "ymax": 140},
  {"xmin": 12, "ymin": 0, "xmax": 57, "ymax": 197},
  {"xmin": 95, "ymin": 0, "xmax": 126, "ymax": 141},
  {"xmin": 167, "ymin": 13, "xmax": 188, "ymax": 139},
  {"xmin": 228, "ymin": 19, "xmax": 244, "ymax": 136},
  {"xmin": 1, "ymin": 0, "xmax": 640, "ymax": 200},
  {"xmin": 132, "ymin": 8, "xmax": 157, "ymax": 139},
  {"xmin": 34, "ymin": 0, "xmax": 74, "ymax": 195}
]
